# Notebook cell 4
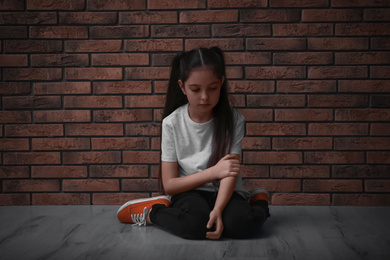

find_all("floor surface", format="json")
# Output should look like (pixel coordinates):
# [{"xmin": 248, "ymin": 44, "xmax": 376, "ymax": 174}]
[{"xmin": 0, "ymin": 206, "xmax": 390, "ymax": 260}]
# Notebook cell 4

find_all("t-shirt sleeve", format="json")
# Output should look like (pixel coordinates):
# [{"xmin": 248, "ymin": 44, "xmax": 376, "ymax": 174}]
[
  {"xmin": 161, "ymin": 118, "xmax": 178, "ymax": 162},
  {"xmin": 230, "ymin": 109, "xmax": 245, "ymax": 155}
]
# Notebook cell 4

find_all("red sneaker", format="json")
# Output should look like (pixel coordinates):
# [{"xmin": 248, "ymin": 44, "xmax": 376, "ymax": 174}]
[
  {"xmin": 249, "ymin": 187, "xmax": 269, "ymax": 205},
  {"xmin": 117, "ymin": 196, "xmax": 171, "ymax": 226}
]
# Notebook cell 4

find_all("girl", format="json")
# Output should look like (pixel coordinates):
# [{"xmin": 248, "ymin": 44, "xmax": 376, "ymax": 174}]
[{"xmin": 117, "ymin": 47, "xmax": 270, "ymax": 240}]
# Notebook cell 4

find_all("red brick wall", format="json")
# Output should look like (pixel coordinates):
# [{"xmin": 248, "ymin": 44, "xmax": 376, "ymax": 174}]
[{"xmin": 1, "ymin": 0, "xmax": 390, "ymax": 206}]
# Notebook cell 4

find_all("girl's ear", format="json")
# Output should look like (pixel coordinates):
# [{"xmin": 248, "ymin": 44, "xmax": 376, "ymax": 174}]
[
  {"xmin": 220, "ymin": 76, "xmax": 225, "ymax": 86},
  {"xmin": 178, "ymin": 80, "xmax": 186, "ymax": 95}
]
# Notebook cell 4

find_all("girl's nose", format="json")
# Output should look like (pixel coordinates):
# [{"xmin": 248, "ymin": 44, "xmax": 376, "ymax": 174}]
[{"xmin": 201, "ymin": 91, "xmax": 208, "ymax": 101}]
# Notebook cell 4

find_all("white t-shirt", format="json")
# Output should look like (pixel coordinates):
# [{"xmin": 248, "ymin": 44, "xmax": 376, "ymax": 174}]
[{"xmin": 161, "ymin": 103, "xmax": 248, "ymax": 198}]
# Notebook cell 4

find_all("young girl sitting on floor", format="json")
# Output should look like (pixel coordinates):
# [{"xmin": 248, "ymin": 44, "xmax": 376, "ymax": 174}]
[{"xmin": 117, "ymin": 47, "xmax": 270, "ymax": 240}]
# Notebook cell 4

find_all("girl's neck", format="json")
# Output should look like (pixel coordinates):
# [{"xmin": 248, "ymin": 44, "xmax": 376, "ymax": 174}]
[{"xmin": 187, "ymin": 104, "xmax": 213, "ymax": 123}]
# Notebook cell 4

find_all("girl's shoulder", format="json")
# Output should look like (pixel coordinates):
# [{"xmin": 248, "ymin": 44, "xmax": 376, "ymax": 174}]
[
  {"xmin": 232, "ymin": 107, "xmax": 245, "ymax": 123},
  {"xmin": 162, "ymin": 104, "xmax": 187, "ymax": 126}
]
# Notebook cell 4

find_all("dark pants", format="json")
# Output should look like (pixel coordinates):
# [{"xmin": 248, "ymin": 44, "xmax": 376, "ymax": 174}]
[{"xmin": 149, "ymin": 190, "xmax": 269, "ymax": 240}]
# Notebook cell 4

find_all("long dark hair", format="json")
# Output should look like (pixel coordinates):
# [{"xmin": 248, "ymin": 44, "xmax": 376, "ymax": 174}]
[{"xmin": 158, "ymin": 47, "xmax": 234, "ymax": 193}]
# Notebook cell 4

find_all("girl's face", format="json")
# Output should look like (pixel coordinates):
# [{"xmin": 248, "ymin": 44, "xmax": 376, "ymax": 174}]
[{"xmin": 179, "ymin": 67, "xmax": 224, "ymax": 122}]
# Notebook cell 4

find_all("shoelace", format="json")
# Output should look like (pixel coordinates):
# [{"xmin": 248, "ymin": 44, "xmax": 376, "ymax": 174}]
[{"xmin": 131, "ymin": 207, "xmax": 149, "ymax": 227}]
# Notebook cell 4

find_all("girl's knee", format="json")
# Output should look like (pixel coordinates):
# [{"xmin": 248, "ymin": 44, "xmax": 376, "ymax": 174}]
[{"xmin": 178, "ymin": 213, "xmax": 209, "ymax": 240}]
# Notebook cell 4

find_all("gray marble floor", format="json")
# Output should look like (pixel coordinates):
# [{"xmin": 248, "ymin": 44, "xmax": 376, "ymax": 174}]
[{"xmin": 0, "ymin": 206, "xmax": 389, "ymax": 260}]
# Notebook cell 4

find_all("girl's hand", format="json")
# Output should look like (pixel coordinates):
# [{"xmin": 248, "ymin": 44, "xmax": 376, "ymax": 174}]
[
  {"xmin": 206, "ymin": 209, "xmax": 224, "ymax": 240},
  {"xmin": 212, "ymin": 154, "xmax": 240, "ymax": 180}
]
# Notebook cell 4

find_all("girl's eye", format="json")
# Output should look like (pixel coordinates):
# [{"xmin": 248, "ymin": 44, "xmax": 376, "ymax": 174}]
[{"xmin": 191, "ymin": 89, "xmax": 200, "ymax": 92}]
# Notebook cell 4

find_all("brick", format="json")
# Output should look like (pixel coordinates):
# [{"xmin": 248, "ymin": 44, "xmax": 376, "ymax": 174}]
[
  {"xmin": 336, "ymin": 23, "xmax": 390, "ymax": 36},
  {"xmin": 65, "ymin": 68, "xmax": 122, "ymax": 80},
  {"xmin": 65, "ymin": 124, "xmax": 123, "ymax": 136},
  {"xmin": 371, "ymin": 37, "xmax": 390, "ymax": 50},
  {"xmin": 123, "ymin": 151, "xmax": 160, "ymax": 164},
  {"xmin": 32, "ymin": 138, "xmax": 90, "ymax": 151},
  {"xmin": 246, "ymin": 123, "xmax": 306, "ymax": 136},
  {"xmin": 225, "ymin": 52, "xmax": 271, "ymax": 65},
  {"xmin": 308, "ymin": 37, "xmax": 368, "ymax": 50},
  {"xmin": 120, "ymin": 11, "xmax": 177, "ymax": 24},
  {"xmin": 365, "ymin": 180, "xmax": 390, "ymax": 192},
  {"xmin": 0, "ymin": 82, "xmax": 30, "ymax": 95},
  {"xmin": 154, "ymin": 81, "xmax": 169, "ymax": 94},
  {"xmin": 277, "ymin": 80, "xmax": 336, "ymax": 93},
  {"xmin": 335, "ymin": 109, "xmax": 390, "ymax": 121},
  {"xmin": 32, "ymin": 193, "xmax": 90, "ymax": 205},
  {"xmin": 333, "ymin": 165, "xmax": 390, "ymax": 179},
  {"xmin": 87, "ymin": 0, "xmax": 145, "ymax": 10},
  {"xmin": 339, "ymin": 80, "xmax": 390, "ymax": 93},
  {"xmin": 364, "ymin": 9, "xmax": 390, "ymax": 21},
  {"xmin": 90, "ymin": 165, "xmax": 148, "ymax": 178},
  {"xmin": 0, "ymin": 194, "xmax": 30, "ymax": 206},
  {"xmin": 152, "ymin": 53, "xmax": 178, "ymax": 66},
  {"xmin": 125, "ymin": 95, "xmax": 165, "ymax": 108},
  {"xmin": 247, "ymin": 66, "xmax": 305, "ymax": 79},
  {"xmin": 0, "ymin": 166, "xmax": 29, "ymax": 178},
  {"xmin": 243, "ymin": 151, "xmax": 302, "ymax": 164},
  {"xmin": 304, "ymin": 180, "xmax": 362, "ymax": 192},
  {"xmin": 270, "ymin": 0, "xmax": 328, "ymax": 7},
  {"xmin": 65, "ymin": 40, "xmax": 122, "ymax": 53},
  {"xmin": 152, "ymin": 25, "xmax": 210, "ymax": 38},
  {"xmin": 230, "ymin": 95, "xmax": 245, "ymax": 107},
  {"xmin": 229, "ymin": 81, "xmax": 274, "ymax": 93},
  {"xmin": 333, "ymin": 194, "xmax": 390, "ymax": 206},
  {"xmin": 4, "ymin": 40, "xmax": 62, "ymax": 53},
  {"xmin": 28, "ymin": 0, "xmax": 85, "ymax": 10},
  {"xmin": 371, "ymin": 123, "xmax": 390, "ymax": 135},
  {"xmin": 4, "ymin": 68, "xmax": 62, "ymax": 81},
  {"xmin": 0, "ymin": 139, "xmax": 29, "ymax": 151},
  {"xmin": 0, "ymin": 12, "xmax": 57, "ymax": 24},
  {"xmin": 31, "ymin": 166, "xmax": 87, "ymax": 178},
  {"xmin": 30, "ymin": 26, "xmax": 88, "ymax": 39},
  {"xmin": 371, "ymin": 66, "xmax": 390, "ymax": 78},
  {"xmin": 148, "ymin": 0, "xmax": 205, "ymax": 9},
  {"xmin": 185, "ymin": 38, "xmax": 244, "ymax": 51},
  {"xmin": 242, "ymin": 137, "xmax": 270, "ymax": 150},
  {"xmin": 34, "ymin": 82, "xmax": 91, "ymax": 95},
  {"xmin": 122, "ymin": 179, "xmax": 158, "ymax": 192},
  {"xmin": 272, "ymin": 193, "xmax": 330, "ymax": 206},
  {"xmin": 305, "ymin": 151, "xmax": 364, "ymax": 164},
  {"xmin": 271, "ymin": 165, "xmax": 330, "ymax": 178},
  {"xmin": 213, "ymin": 24, "xmax": 270, "ymax": 37},
  {"xmin": 94, "ymin": 81, "xmax": 151, "ymax": 94},
  {"xmin": 91, "ymin": 53, "xmax": 149, "ymax": 66},
  {"xmin": 243, "ymin": 179, "xmax": 301, "ymax": 193},
  {"xmin": 5, "ymin": 124, "xmax": 63, "ymax": 137},
  {"xmin": 3, "ymin": 96, "xmax": 61, "ymax": 109},
  {"xmin": 372, "ymin": 95, "xmax": 390, "ymax": 107},
  {"xmin": 308, "ymin": 66, "xmax": 367, "ymax": 79},
  {"xmin": 34, "ymin": 110, "xmax": 90, "ymax": 123},
  {"xmin": 4, "ymin": 152, "xmax": 60, "ymax": 165},
  {"xmin": 126, "ymin": 67, "xmax": 170, "ymax": 80},
  {"xmin": 94, "ymin": 109, "xmax": 152, "ymax": 122},
  {"xmin": 273, "ymin": 24, "xmax": 333, "ymax": 36},
  {"xmin": 367, "ymin": 152, "xmax": 390, "ymax": 164},
  {"xmin": 247, "ymin": 38, "xmax": 306, "ymax": 51},
  {"xmin": 181, "ymin": 10, "xmax": 238, "ymax": 23},
  {"xmin": 91, "ymin": 137, "xmax": 149, "ymax": 150},
  {"xmin": 336, "ymin": 137, "xmax": 390, "ymax": 150},
  {"xmin": 275, "ymin": 109, "xmax": 333, "ymax": 121},
  {"xmin": 125, "ymin": 39, "xmax": 183, "ymax": 52},
  {"xmin": 247, "ymin": 94, "xmax": 305, "ymax": 107},
  {"xmin": 0, "ymin": 0, "xmax": 24, "ymax": 10},
  {"xmin": 0, "ymin": 54, "xmax": 28, "ymax": 67},
  {"xmin": 274, "ymin": 52, "xmax": 333, "ymax": 65},
  {"xmin": 0, "ymin": 26, "xmax": 27, "ymax": 38},
  {"xmin": 273, "ymin": 137, "xmax": 332, "ymax": 150},
  {"xmin": 209, "ymin": 0, "xmax": 267, "ymax": 8},
  {"xmin": 126, "ymin": 123, "xmax": 162, "ymax": 136},
  {"xmin": 93, "ymin": 193, "xmax": 146, "ymax": 205},
  {"xmin": 31, "ymin": 54, "xmax": 89, "ymax": 67},
  {"xmin": 308, "ymin": 123, "xmax": 368, "ymax": 136},
  {"xmin": 241, "ymin": 10, "xmax": 299, "ymax": 22},
  {"xmin": 238, "ymin": 108, "xmax": 272, "ymax": 122},
  {"xmin": 64, "ymin": 96, "xmax": 122, "ymax": 108},
  {"xmin": 240, "ymin": 165, "xmax": 269, "ymax": 178},
  {"xmin": 91, "ymin": 25, "xmax": 149, "ymax": 39},
  {"xmin": 226, "ymin": 67, "xmax": 243, "ymax": 79},
  {"xmin": 336, "ymin": 52, "xmax": 390, "ymax": 65},
  {"xmin": 307, "ymin": 94, "xmax": 368, "ymax": 108},
  {"xmin": 0, "ymin": 111, "xmax": 31, "ymax": 123},
  {"xmin": 3, "ymin": 180, "xmax": 60, "ymax": 192},
  {"xmin": 59, "ymin": 12, "xmax": 116, "ymax": 24},
  {"xmin": 332, "ymin": 0, "xmax": 390, "ymax": 7},
  {"xmin": 302, "ymin": 9, "xmax": 361, "ymax": 22},
  {"xmin": 63, "ymin": 151, "xmax": 121, "ymax": 164},
  {"xmin": 63, "ymin": 179, "xmax": 119, "ymax": 192}
]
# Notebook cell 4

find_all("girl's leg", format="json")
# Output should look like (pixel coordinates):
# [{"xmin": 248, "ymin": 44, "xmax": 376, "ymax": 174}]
[
  {"xmin": 222, "ymin": 192, "xmax": 269, "ymax": 239},
  {"xmin": 149, "ymin": 190, "xmax": 212, "ymax": 240}
]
